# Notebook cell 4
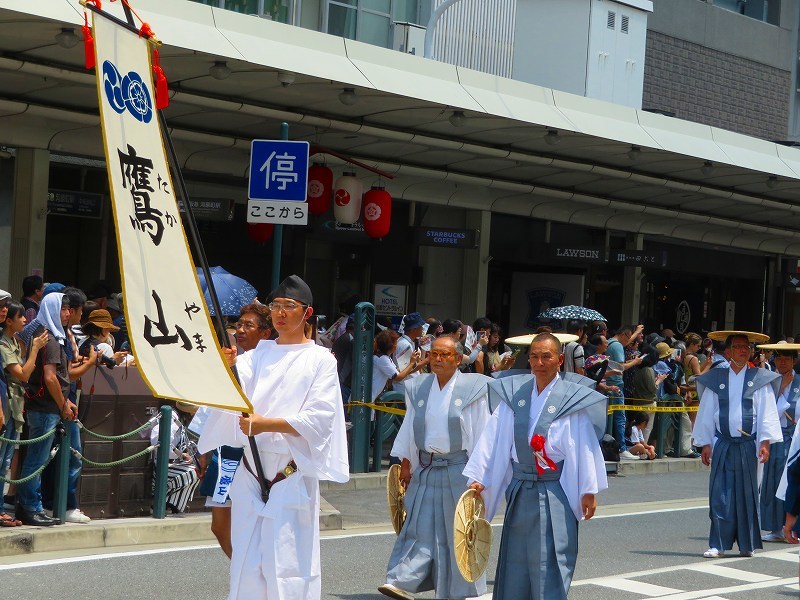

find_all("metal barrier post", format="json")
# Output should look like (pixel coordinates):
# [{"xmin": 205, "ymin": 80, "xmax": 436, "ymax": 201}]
[
  {"xmin": 52, "ymin": 421, "xmax": 70, "ymax": 523},
  {"xmin": 350, "ymin": 302, "xmax": 375, "ymax": 473},
  {"xmin": 372, "ymin": 390, "xmax": 404, "ymax": 472},
  {"xmin": 153, "ymin": 405, "xmax": 172, "ymax": 519},
  {"xmin": 655, "ymin": 410, "xmax": 667, "ymax": 458}
]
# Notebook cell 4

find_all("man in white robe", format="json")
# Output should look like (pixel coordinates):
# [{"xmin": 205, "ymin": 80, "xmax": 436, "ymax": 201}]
[
  {"xmin": 379, "ymin": 336, "xmax": 491, "ymax": 600},
  {"xmin": 463, "ymin": 333, "xmax": 608, "ymax": 600},
  {"xmin": 199, "ymin": 275, "xmax": 349, "ymax": 600},
  {"xmin": 693, "ymin": 331, "xmax": 782, "ymax": 558}
]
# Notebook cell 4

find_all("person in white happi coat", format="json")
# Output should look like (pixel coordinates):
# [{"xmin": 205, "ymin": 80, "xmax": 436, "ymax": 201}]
[
  {"xmin": 199, "ymin": 275, "xmax": 349, "ymax": 600},
  {"xmin": 463, "ymin": 333, "xmax": 608, "ymax": 600},
  {"xmin": 379, "ymin": 336, "xmax": 491, "ymax": 600},
  {"xmin": 693, "ymin": 332, "xmax": 782, "ymax": 558}
]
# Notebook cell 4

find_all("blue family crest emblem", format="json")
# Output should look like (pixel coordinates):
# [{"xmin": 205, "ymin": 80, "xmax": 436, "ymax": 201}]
[{"xmin": 102, "ymin": 60, "xmax": 153, "ymax": 123}]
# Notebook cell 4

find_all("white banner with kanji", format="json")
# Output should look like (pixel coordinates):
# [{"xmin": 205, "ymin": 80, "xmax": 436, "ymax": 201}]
[{"xmin": 92, "ymin": 13, "xmax": 251, "ymax": 412}]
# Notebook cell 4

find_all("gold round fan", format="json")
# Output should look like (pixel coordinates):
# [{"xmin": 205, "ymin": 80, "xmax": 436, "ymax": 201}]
[
  {"xmin": 386, "ymin": 463, "xmax": 406, "ymax": 535},
  {"xmin": 453, "ymin": 489, "xmax": 492, "ymax": 582}
]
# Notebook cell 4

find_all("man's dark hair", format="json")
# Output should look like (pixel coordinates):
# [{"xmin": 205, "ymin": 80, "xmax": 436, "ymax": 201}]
[
  {"xmin": 613, "ymin": 325, "xmax": 635, "ymax": 338},
  {"xmin": 713, "ymin": 340, "xmax": 728, "ymax": 354},
  {"xmin": 240, "ymin": 302, "xmax": 271, "ymax": 330},
  {"xmin": 472, "ymin": 317, "xmax": 491, "ymax": 331},
  {"xmin": 589, "ymin": 333, "xmax": 606, "ymax": 347},
  {"xmin": 374, "ymin": 329, "xmax": 399, "ymax": 355},
  {"xmin": 566, "ymin": 319, "xmax": 586, "ymax": 335},
  {"xmin": 62, "ymin": 286, "xmax": 87, "ymax": 309},
  {"xmin": 528, "ymin": 332, "xmax": 562, "ymax": 355},
  {"xmin": 441, "ymin": 319, "xmax": 462, "ymax": 335},
  {"xmin": 22, "ymin": 275, "xmax": 43, "ymax": 297}
]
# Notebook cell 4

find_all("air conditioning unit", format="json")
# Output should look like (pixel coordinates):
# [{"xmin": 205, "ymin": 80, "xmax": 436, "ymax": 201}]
[{"xmin": 392, "ymin": 22, "xmax": 427, "ymax": 56}]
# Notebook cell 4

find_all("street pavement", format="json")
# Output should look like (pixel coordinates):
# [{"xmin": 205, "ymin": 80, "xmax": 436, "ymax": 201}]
[{"xmin": 0, "ymin": 470, "xmax": 797, "ymax": 599}]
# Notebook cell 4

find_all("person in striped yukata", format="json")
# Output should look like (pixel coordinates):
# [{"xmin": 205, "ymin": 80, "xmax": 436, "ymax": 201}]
[{"xmin": 150, "ymin": 401, "xmax": 200, "ymax": 513}]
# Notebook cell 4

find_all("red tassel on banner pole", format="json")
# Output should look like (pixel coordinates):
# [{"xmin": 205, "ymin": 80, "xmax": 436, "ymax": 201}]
[
  {"xmin": 82, "ymin": 13, "xmax": 95, "ymax": 70},
  {"xmin": 152, "ymin": 48, "xmax": 169, "ymax": 110}
]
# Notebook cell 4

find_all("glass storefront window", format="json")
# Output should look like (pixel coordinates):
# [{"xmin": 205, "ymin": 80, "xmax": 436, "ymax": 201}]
[
  {"xmin": 329, "ymin": 2, "xmax": 358, "ymax": 39},
  {"xmin": 224, "ymin": 0, "xmax": 260, "ymax": 14},
  {"xmin": 326, "ymin": 0, "xmax": 417, "ymax": 48}
]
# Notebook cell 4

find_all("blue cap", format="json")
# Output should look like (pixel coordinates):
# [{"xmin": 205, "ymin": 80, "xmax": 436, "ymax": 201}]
[
  {"xmin": 42, "ymin": 283, "xmax": 65, "ymax": 297},
  {"xmin": 403, "ymin": 312, "xmax": 425, "ymax": 331}
]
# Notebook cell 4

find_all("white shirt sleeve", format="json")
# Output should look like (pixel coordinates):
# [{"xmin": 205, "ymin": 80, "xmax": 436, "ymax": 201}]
[
  {"xmin": 755, "ymin": 385, "xmax": 783, "ymax": 445},
  {"xmin": 693, "ymin": 387, "xmax": 719, "ymax": 448},
  {"xmin": 390, "ymin": 391, "xmax": 419, "ymax": 471},
  {"xmin": 462, "ymin": 402, "xmax": 514, "ymax": 520},
  {"xmin": 547, "ymin": 411, "xmax": 608, "ymax": 521},
  {"xmin": 462, "ymin": 393, "xmax": 491, "ymax": 457}
]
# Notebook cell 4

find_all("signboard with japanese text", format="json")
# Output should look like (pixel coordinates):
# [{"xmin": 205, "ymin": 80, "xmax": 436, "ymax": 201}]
[
  {"xmin": 177, "ymin": 198, "xmax": 234, "ymax": 222},
  {"xmin": 48, "ymin": 190, "xmax": 104, "ymax": 219},
  {"xmin": 248, "ymin": 139, "xmax": 309, "ymax": 201},
  {"xmin": 610, "ymin": 250, "xmax": 668, "ymax": 268},
  {"xmin": 247, "ymin": 199, "xmax": 308, "ymax": 225},
  {"xmin": 92, "ymin": 14, "xmax": 251, "ymax": 412},
  {"xmin": 374, "ymin": 284, "xmax": 407, "ymax": 317}
]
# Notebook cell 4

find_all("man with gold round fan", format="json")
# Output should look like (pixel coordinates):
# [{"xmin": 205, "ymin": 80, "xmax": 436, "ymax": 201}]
[
  {"xmin": 463, "ymin": 332, "xmax": 608, "ymax": 600},
  {"xmin": 378, "ymin": 335, "xmax": 492, "ymax": 600}
]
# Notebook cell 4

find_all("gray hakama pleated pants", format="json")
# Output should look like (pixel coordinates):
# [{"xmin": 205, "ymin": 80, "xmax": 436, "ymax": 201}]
[
  {"xmin": 386, "ymin": 449, "xmax": 485, "ymax": 599},
  {"xmin": 709, "ymin": 433, "xmax": 761, "ymax": 553},
  {"xmin": 760, "ymin": 426, "xmax": 799, "ymax": 533},
  {"xmin": 493, "ymin": 463, "xmax": 576, "ymax": 600}
]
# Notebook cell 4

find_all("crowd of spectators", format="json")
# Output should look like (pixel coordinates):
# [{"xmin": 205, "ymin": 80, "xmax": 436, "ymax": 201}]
[{"xmin": 0, "ymin": 278, "xmax": 130, "ymax": 526}]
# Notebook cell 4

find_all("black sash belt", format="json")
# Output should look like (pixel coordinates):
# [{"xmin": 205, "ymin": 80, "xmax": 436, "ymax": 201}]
[{"xmin": 242, "ymin": 454, "xmax": 297, "ymax": 503}]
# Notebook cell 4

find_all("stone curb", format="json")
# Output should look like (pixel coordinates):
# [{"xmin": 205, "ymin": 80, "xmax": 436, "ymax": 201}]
[{"xmin": 0, "ymin": 496, "xmax": 342, "ymax": 558}]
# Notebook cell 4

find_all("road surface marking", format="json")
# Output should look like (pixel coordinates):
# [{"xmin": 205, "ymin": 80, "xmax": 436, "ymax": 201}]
[
  {"xmin": 0, "ymin": 544, "xmax": 219, "ymax": 571},
  {"xmin": 591, "ymin": 578, "xmax": 682, "ymax": 596},
  {"xmin": 685, "ymin": 563, "xmax": 779, "ymax": 582}
]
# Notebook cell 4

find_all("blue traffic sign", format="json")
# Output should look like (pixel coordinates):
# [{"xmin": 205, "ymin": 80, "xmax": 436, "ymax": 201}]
[{"xmin": 248, "ymin": 139, "xmax": 310, "ymax": 201}]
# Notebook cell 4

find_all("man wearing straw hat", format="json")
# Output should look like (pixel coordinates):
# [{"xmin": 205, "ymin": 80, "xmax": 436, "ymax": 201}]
[
  {"xmin": 693, "ymin": 330, "xmax": 782, "ymax": 558},
  {"xmin": 463, "ymin": 332, "xmax": 608, "ymax": 600},
  {"xmin": 379, "ymin": 335, "xmax": 492, "ymax": 600},
  {"xmin": 755, "ymin": 341, "xmax": 800, "ymax": 542}
]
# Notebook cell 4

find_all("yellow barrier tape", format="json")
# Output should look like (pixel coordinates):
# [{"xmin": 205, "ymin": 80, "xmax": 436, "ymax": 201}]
[
  {"xmin": 607, "ymin": 404, "xmax": 699, "ymax": 413},
  {"xmin": 345, "ymin": 401, "xmax": 407, "ymax": 416}
]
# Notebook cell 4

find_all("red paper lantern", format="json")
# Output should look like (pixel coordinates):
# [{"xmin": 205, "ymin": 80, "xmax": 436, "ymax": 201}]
[
  {"xmin": 362, "ymin": 186, "xmax": 391, "ymax": 239},
  {"xmin": 332, "ymin": 172, "xmax": 363, "ymax": 224},
  {"xmin": 306, "ymin": 163, "xmax": 333, "ymax": 215},
  {"xmin": 247, "ymin": 222, "xmax": 274, "ymax": 243}
]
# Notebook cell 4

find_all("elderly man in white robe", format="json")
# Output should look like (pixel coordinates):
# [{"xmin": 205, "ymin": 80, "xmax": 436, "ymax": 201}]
[
  {"xmin": 463, "ymin": 332, "xmax": 608, "ymax": 600},
  {"xmin": 199, "ymin": 275, "xmax": 349, "ymax": 600},
  {"xmin": 379, "ymin": 335, "xmax": 492, "ymax": 600},
  {"xmin": 693, "ymin": 331, "xmax": 782, "ymax": 559}
]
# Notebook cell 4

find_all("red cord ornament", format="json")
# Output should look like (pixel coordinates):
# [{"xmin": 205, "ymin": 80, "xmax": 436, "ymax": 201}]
[
  {"xmin": 82, "ymin": 13, "xmax": 95, "ymax": 70},
  {"xmin": 530, "ymin": 434, "xmax": 557, "ymax": 475},
  {"xmin": 151, "ymin": 48, "xmax": 169, "ymax": 109}
]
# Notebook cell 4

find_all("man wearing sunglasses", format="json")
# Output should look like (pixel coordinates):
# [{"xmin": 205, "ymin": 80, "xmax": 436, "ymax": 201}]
[
  {"xmin": 380, "ymin": 335, "xmax": 492, "ymax": 600},
  {"xmin": 463, "ymin": 332, "xmax": 608, "ymax": 600},
  {"xmin": 199, "ymin": 275, "xmax": 349, "ymax": 600}
]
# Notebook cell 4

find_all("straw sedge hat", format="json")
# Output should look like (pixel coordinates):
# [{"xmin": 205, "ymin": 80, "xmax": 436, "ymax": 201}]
[
  {"xmin": 707, "ymin": 330, "xmax": 768, "ymax": 343},
  {"xmin": 86, "ymin": 309, "xmax": 120, "ymax": 331}
]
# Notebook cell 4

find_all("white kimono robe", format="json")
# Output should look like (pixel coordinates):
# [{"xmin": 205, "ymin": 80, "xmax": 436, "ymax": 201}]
[
  {"xmin": 199, "ymin": 340, "xmax": 349, "ymax": 600},
  {"xmin": 463, "ymin": 375, "xmax": 608, "ymax": 521}
]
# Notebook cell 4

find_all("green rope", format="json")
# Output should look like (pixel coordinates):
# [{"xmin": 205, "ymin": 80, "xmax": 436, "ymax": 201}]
[
  {"xmin": 0, "ymin": 446, "xmax": 59, "ymax": 485},
  {"xmin": 71, "ymin": 444, "xmax": 159, "ymax": 468},
  {"xmin": 77, "ymin": 416, "xmax": 158, "ymax": 441},
  {"xmin": 0, "ymin": 425, "xmax": 58, "ymax": 446}
]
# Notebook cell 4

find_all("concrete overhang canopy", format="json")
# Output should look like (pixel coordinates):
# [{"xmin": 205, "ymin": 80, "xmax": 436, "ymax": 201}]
[{"xmin": 3, "ymin": 0, "xmax": 800, "ymax": 254}]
